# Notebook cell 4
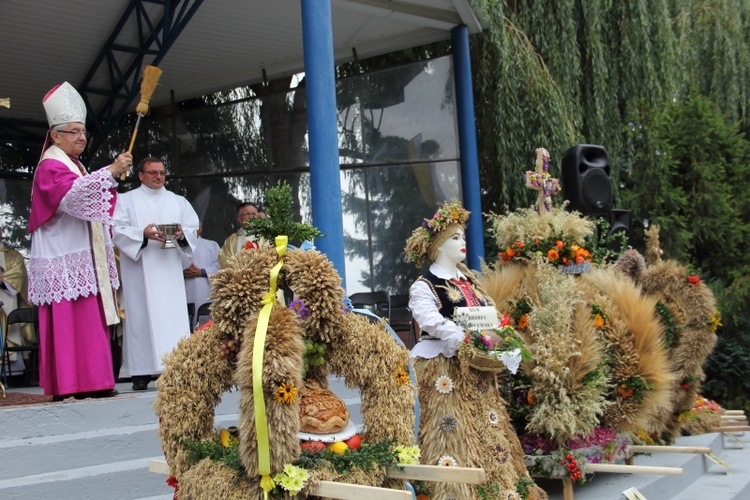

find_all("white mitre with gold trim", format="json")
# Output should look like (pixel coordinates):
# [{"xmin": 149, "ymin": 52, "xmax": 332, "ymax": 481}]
[{"xmin": 43, "ymin": 82, "xmax": 86, "ymax": 127}]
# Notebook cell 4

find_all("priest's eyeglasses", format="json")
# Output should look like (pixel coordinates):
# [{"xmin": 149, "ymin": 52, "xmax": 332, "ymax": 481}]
[
  {"xmin": 57, "ymin": 130, "xmax": 90, "ymax": 139},
  {"xmin": 142, "ymin": 170, "xmax": 166, "ymax": 177}
]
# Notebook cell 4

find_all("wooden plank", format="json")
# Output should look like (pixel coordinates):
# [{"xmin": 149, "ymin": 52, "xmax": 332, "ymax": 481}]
[
  {"xmin": 311, "ymin": 481, "xmax": 411, "ymax": 499},
  {"xmin": 150, "ymin": 459, "xmax": 411, "ymax": 499},
  {"xmin": 584, "ymin": 463, "xmax": 683, "ymax": 475},
  {"xmin": 627, "ymin": 445, "xmax": 711, "ymax": 455},
  {"xmin": 386, "ymin": 464, "xmax": 486, "ymax": 484},
  {"xmin": 714, "ymin": 426, "xmax": 750, "ymax": 432},
  {"xmin": 149, "ymin": 459, "xmax": 170, "ymax": 475},
  {"xmin": 562, "ymin": 478, "xmax": 574, "ymax": 500},
  {"xmin": 723, "ymin": 410, "xmax": 745, "ymax": 415},
  {"xmin": 720, "ymin": 417, "xmax": 748, "ymax": 425}
]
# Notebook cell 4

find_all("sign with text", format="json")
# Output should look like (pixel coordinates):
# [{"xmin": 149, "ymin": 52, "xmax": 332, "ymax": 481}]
[{"xmin": 453, "ymin": 306, "xmax": 499, "ymax": 331}]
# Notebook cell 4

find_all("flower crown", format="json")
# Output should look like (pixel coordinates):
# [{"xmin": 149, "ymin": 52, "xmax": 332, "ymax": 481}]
[{"xmin": 404, "ymin": 200, "xmax": 470, "ymax": 267}]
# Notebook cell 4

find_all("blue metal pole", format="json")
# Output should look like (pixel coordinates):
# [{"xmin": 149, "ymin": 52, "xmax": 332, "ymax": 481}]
[
  {"xmin": 451, "ymin": 25, "xmax": 485, "ymax": 269},
  {"xmin": 300, "ymin": 0, "xmax": 347, "ymax": 288}
]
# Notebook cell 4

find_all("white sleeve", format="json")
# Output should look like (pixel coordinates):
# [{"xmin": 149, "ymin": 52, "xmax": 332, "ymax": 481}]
[
  {"xmin": 58, "ymin": 168, "xmax": 118, "ymax": 223},
  {"xmin": 112, "ymin": 195, "xmax": 147, "ymax": 261},
  {"xmin": 409, "ymin": 279, "xmax": 465, "ymax": 355}
]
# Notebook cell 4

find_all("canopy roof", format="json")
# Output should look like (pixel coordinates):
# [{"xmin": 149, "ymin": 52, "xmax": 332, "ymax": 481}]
[{"xmin": 0, "ymin": 0, "xmax": 484, "ymax": 148}]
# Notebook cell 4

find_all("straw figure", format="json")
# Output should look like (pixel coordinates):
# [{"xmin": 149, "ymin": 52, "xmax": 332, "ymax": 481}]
[
  {"xmin": 404, "ymin": 201, "xmax": 546, "ymax": 500},
  {"xmin": 626, "ymin": 226, "xmax": 720, "ymax": 440},
  {"xmin": 477, "ymin": 148, "xmax": 720, "ymax": 483},
  {"xmin": 154, "ymin": 243, "xmax": 416, "ymax": 498}
]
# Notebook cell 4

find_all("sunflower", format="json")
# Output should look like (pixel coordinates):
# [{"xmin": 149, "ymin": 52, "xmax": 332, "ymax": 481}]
[
  {"xmin": 274, "ymin": 382, "xmax": 298, "ymax": 404},
  {"xmin": 394, "ymin": 367, "xmax": 410, "ymax": 386}
]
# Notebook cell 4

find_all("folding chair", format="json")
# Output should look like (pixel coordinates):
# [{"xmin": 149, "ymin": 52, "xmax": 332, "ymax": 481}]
[
  {"xmin": 349, "ymin": 291, "xmax": 390, "ymax": 318},
  {"xmin": 388, "ymin": 293, "xmax": 416, "ymax": 348},
  {"xmin": 196, "ymin": 302, "xmax": 213, "ymax": 329},
  {"xmin": 2, "ymin": 306, "xmax": 40, "ymax": 386}
]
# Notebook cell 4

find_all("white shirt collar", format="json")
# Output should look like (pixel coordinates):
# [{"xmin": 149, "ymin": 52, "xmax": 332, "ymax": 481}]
[{"xmin": 429, "ymin": 262, "xmax": 466, "ymax": 280}]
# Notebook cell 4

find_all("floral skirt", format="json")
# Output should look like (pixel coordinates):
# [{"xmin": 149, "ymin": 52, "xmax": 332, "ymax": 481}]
[{"xmin": 414, "ymin": 355, "xmax": 546, "ymax": 500}]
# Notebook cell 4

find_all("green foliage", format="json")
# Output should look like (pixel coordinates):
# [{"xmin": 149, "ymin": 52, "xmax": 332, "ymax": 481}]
[
  {"xmin": 179, "ymin": 433, "xmax": 246, "ymax": 474},
  {"xmin": 672, "ymin": 0, "xmax": 750, "ymax": 133},
  {"xmin": 516, "ymin": 476, "xmax": 538, "ymax": 499},
  {"xmin": 472, "ymin": 1, "xmax": 579, "ymax": 216},
  {"xmin": 410, "ymin": 480, "xmax": 430, "ymax": 496},
  {"xmin": 476, "ymin": 483, "xmax": 502, "ymax": 500},
  {"xmin": 182, "ymin": 432, "xmax": 404, "ymax": 481},
  {"xmin": 244, "ymin": 180, "xmax": 322, "ymax": 245},
  {"xmin": 655, "ymin": 302, "xmax": 679, "ymax": 349},
  {"xmin": 296, "ymin": 439, "xmax": 401, "ymax": 475},
  {"xmin": 621, "ymin": 94, "xmax": 750, "ymax": 277}
]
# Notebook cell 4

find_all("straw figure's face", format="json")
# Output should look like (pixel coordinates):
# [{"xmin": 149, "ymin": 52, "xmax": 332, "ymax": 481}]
[
  {"xmin": 51, "ymin": 122, "xmax": 87, "ymax": 157},
  {"xmin": 434, "ymin": 227, "xmax": 466, "ymax": 266},
  {"xmin": 404, "ymin": 201, "xmax": 471, "ymax": 268}
]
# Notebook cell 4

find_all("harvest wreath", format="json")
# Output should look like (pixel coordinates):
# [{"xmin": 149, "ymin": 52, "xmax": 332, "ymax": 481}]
[{"xmin": 153, "ymin": 240, "xmax": 416, "ymax": 498}]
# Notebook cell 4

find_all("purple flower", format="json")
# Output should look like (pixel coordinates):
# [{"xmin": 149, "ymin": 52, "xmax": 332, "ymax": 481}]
[
  {"xmin": 289, "ymin": 299, "xmax": 310, "ymax": 320},
  {"xmin": 481, "ymin": 335, "xmax": 494, "ymax": 350},
  {"xmin": 342, "ymin": 297, "xmax": 353, "ymax": 314}
]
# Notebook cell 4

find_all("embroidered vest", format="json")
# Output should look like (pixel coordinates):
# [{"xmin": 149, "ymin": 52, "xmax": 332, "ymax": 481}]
[{"xmin": 415, "ymin": 271, "xmax": 486, "ymax": 321}]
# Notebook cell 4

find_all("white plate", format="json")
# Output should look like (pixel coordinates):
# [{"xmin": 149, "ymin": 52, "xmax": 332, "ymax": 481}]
[{"xmin": 297, "ymin": 421, "xmax": 358, "ymax": 443}]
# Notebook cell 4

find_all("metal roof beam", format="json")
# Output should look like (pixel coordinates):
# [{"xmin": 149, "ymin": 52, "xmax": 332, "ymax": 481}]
[
  {"xmin": 336, "ymin": 0, "xmax": 462, "ymax": 29},
  {"xmin": 79, "ymin": 0, "xmax": 205, "ymax": 158}
]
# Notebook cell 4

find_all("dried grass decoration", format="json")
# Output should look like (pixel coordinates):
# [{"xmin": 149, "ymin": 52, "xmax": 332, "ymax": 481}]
[{"xmin": 154, "ymin": 238, "xmax": 416, "ymax": 498}]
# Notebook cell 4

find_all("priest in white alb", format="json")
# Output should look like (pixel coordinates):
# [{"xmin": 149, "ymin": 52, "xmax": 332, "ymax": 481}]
[{"xmin": 113, "ymin": 157, "xmax": 199, "ymax": 391}]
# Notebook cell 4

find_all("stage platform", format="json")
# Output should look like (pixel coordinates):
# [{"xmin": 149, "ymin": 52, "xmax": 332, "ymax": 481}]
[{"xmin": 2, "ymin": 379, "xmax": 748, "ymax": 499}]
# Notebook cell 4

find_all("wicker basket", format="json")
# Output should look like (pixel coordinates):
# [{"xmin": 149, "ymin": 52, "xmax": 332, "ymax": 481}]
[{"xmin": 458, "ymin": 347, "xmax": 507, "ymax": 374}]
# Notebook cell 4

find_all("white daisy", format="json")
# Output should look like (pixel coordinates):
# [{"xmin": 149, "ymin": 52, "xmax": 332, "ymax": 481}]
[
  {"xmin": 488, "ymin": 410, "xmax": 500, "ymax": 425},
  {"xmin": 435, "ymin": 375, "xmax": 454, "ymax": 394},
  {"xmin": 438, "ymin": 455, "xmax": 458, "ymax": 467}
]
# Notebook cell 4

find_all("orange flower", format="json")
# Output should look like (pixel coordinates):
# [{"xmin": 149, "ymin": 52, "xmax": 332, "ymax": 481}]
[
  {"xmin": 562, "ymin": 257, "xmax": 569, "ymax": 265},
  {"xmin": 555, "ymin": 240, "xmax": 565, "ymax": 250},
  {"xmin": 527, "ymin": 389, "xmax": 536, "ymax": 405},
  {"xmin": 517, "ymin": 315, "xmax": 529, "ymax": 329},
  {"xmin": 547, "ymin": 249, "xmax": 559, "ymax": 262},
  {"xmin": 687, "ymin": 275, "xmax": 701, "ymax": 286},
  {"xmin": 593, "ymin": 314, "xmax": 604, "ymax": 328},
  {"xmin": 506, "ymin": 247, "xmax": 517, "ymax": 258},
  {"xmin": 617, "ymin": 384, "xmax": 633, "ymax": 398},
  {"xmin": 515, "ymin": 241, "xmax": 525, "ymax": 249},
  {"xmin": 575, "ymin": 255, "xmax": 585, "ymax": 264}
]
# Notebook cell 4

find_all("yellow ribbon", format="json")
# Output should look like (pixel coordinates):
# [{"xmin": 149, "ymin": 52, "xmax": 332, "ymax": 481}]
[{"xmin": 254, "ymin": 236, "xmax": 288, "ymax": 498}]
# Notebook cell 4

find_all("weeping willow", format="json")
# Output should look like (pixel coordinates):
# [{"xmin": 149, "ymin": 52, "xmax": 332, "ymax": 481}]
[
  {"xmin": 470, "ymin": 0, "xmax": 749, "ymax": 215},
  {"xmin": 672, "ymin": 0, "xmax": 750, "ymax": 129}
]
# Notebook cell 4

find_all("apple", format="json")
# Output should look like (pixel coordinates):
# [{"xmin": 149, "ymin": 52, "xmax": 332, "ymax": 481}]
[
  {"xmin": 344, "ymin": 434, "xmax": 362, "ymax": 450},
  {"xmin": 300, "ymin": 440, "xmax": 325, "ymax": 453}
]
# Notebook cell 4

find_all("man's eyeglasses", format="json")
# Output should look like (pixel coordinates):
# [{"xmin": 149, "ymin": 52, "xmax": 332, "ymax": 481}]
[
  {"xmin": 142, "ymin": 170, "xmax": 166, "ymax": 177},
  {"xmin": 56, "ymin": 130, "xmax": 90, "ymax": 139}
]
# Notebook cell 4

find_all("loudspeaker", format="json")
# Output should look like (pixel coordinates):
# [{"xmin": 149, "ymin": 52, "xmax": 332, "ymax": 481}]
[
  {"xmin": 561, "ymin": 144, "xmax": 614, "ymax": 214},
  {"xmin": 607, "ymin": 209, "xmax": 632, "ymax": 252}
]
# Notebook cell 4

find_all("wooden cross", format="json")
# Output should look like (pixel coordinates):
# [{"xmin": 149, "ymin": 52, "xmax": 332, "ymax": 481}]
[{"xmin": 525, "ymin": 147, "xmax": 561, "ymax": 214}]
